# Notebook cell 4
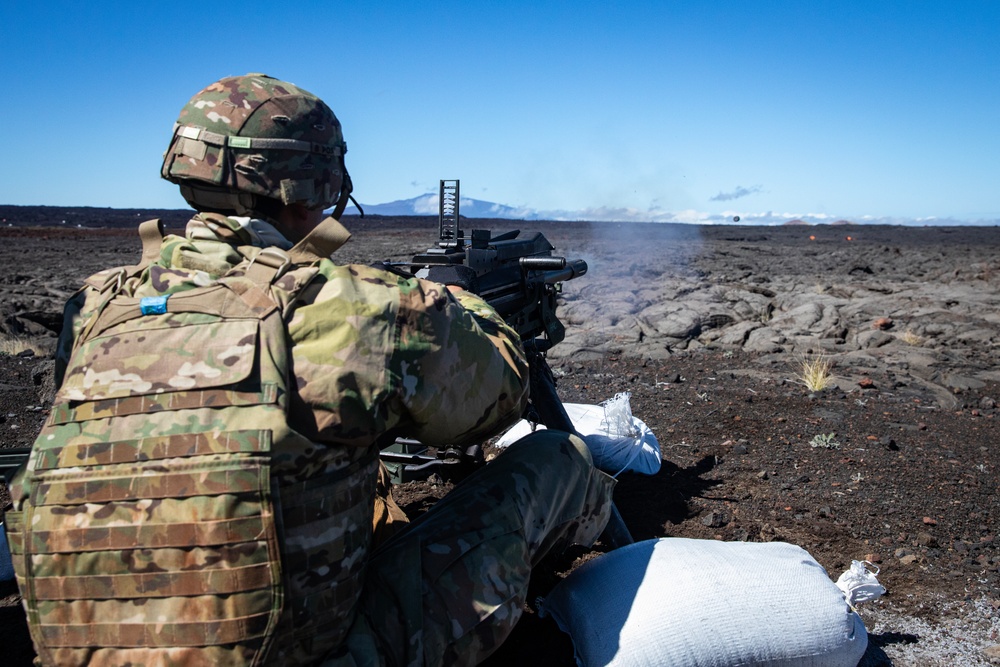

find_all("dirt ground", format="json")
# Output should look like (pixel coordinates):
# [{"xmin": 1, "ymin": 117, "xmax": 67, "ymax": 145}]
[{"xmin": 0, "ymin": 207, "xmax": 998, "ymax": 666}]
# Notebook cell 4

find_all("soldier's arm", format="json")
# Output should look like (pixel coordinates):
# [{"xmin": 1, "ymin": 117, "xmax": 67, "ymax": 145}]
[
  {"xmin": 283, "ymin": 263, "xmax": 526, "ymax": 448},
  {"xmin": 386, "ymin": 278, "xmax": 529, "ymax": 446}
]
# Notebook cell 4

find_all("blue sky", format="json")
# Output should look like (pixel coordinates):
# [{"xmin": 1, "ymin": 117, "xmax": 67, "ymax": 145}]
[{"xmin": 3, "ymin": 1, "xmax": 998, "ymax": 224}]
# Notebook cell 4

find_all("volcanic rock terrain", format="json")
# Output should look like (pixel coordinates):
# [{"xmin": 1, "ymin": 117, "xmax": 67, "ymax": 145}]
[{"xmin": 1, "ymin": 207, "xmax": 998, "ymax": 665}]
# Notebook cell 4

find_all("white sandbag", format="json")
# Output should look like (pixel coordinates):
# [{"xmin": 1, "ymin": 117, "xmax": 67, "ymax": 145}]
[
  {"xmin": 538, "ymin": 538, "xmax": 868, "ymax": 667},
  {"xmin": 497, "ymin": 393, "xmax": 661, "ymax": 476}
]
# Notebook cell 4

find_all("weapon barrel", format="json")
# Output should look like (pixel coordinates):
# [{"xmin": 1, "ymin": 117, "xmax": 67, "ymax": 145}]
[
  {"xmin": 519, "ymin": 257, "xmax": 566, "ymax": 271},
  {"xmin": 542, "ymin": 258, "xmax": 588, "ymax": 284}
]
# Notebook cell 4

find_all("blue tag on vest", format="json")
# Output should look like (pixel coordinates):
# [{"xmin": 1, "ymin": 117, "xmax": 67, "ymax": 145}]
[{"xmin": 140, "ymin": 295, "xmax": 170, "ymax": 315}]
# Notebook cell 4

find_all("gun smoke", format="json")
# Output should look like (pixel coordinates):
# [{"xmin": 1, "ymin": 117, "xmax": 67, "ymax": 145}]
[{"xmin": 545, "ymin": 221, "xmax": 706, "ymax": 362}]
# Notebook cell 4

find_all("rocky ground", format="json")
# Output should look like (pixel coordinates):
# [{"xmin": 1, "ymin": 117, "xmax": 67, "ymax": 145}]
[{"xmin": 0, "ymin": 206, "xmax": 998, "ymax": 665}]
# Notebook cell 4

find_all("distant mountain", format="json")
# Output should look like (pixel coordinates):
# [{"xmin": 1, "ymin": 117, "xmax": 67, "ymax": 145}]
[
  {"xmin": 336, "ymin": 194, "xmax": 998, "ymax": 227},
  {"xmin": 343, "ymin": 194, "xmax": 542, "ymax": 220}
]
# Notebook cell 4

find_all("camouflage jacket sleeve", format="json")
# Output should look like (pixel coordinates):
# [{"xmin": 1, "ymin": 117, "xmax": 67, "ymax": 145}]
[
  {"xmin": 386, "ymin": 280, "xmax": 530, "ymax": 445},
  {"xmin": 285, "ymin": 263, "xmax": 529, "ymax": 448}
]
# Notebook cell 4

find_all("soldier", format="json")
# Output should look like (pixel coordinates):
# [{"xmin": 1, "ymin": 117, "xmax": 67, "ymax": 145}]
[{"xmin": 5, "ymin": 74, "xmax": 614, "ymax": 666}]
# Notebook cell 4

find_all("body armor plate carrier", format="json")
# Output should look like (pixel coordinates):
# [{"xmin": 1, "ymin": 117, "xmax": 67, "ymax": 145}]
[{"xmin": 5, "ymin": 218, "xmax": 365, "ymax": 666}]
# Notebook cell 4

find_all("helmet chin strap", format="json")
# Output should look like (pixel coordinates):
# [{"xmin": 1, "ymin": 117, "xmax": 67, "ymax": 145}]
[
  {"xmin": 331, "ymin": 167, "xmax": 364, "ymax": 219},
  {"xmin": 348, "ymin": 193, "xmax": 365, "ymax": 218}
]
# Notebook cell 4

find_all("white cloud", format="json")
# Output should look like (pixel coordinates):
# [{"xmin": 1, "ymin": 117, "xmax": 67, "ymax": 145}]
[
  {"xmin": 710, "ymin": 185, "xmax": 763, "ymax": 202},
  {"xmin": 411, "ymin": 194, "xmax": 439, "ymax": 215}
]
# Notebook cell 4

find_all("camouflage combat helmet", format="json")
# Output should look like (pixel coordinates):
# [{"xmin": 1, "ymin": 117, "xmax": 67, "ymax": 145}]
[{"xmin": 162, "ymin": 73, "xmax": 354, "ymax": 219}]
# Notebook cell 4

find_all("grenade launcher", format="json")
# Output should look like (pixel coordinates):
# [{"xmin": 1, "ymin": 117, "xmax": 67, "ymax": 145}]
[
  {"xmin": 378, "ymin": 181, "xmax": 632, "ymax": 548},
  {"xmin": 380, "ymin": 180, "xmax": 589, "ymax": 481}
]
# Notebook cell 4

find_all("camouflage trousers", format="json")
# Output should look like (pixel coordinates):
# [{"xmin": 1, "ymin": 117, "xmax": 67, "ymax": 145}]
[{"xmin": 333, "ymin": 430, "xmax": 615, "ymax": 667}]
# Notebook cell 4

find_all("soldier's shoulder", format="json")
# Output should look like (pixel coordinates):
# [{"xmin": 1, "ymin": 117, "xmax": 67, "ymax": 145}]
[
  {"xmin": 277, "ymin": 260, "xmax": 416, "ymax": 319},
  {"xmin": 312, "ymin": 259, "xmax": 419, "ymax": 294}
]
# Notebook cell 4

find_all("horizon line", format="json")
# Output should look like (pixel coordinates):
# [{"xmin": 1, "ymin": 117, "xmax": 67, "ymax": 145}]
[{"xmin": 2, "ymin": 202, "xmax": 999, "ymax": 228}]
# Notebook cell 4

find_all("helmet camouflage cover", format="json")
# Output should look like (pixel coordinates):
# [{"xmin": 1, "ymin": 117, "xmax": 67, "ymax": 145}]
[{"xmin": 162, "ymin": 73, "xmax": 351, "ymax": 215}]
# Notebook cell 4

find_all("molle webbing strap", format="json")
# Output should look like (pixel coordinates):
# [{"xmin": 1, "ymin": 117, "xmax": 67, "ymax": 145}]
[
  {"xmin": 34, "ymin": 467, "xmax": 270, "ymax": 507},
  {"xmin": 28, "ymin": 516, "xmax": 269, "ymax": 553},
  {"xmin": 31, "ymin": 562, "xmax": 275, "ymax": 600},
  {"xmin": 31, "ymin": 430, "xmax": 271, "ymax": 470},
  {"xmin": 38, "ymin": 614, "xmax": 273, "ymax": 648},
  {"xmin": 175, "ymin": 124, "xmax": 344, "ymax": 157},
  {"xmin": 92, "ymin": 218, "xmax": 164, "ymax": 287},
  {"xmin": 48, "ymin": 384, "xmax": 278, "ymax": 424},
  {"xmin": 138, "ymin": 218, "xmax": 165, "ymax": 266},
  {"xmin": 288, "ymin": 215, "xmax": 352, "ymax": 263}
]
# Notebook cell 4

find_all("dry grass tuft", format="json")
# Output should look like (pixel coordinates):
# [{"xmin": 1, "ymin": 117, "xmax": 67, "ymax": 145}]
[
  {"xmin": 799, "ymin": 355, "xmax": 834, "ymax": 392},
  {"xmin": 0, "ymin": 334, "xmax": 48, "ymax": 358},
  {"xmin": 899, "ymin": 328, "xmax": 923, "ymax": 346}
]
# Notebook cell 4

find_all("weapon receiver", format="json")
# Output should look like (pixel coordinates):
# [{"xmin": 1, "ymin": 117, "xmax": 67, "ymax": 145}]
[{"xmin": 409, "ymin": 179, "xmax": 587, "ymax": 350}]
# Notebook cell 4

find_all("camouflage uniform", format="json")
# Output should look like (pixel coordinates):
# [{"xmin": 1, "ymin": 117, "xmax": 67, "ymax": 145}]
[
  {"xmin": 343, "ymin": 429, "xmax": 613, "ymax": 667},
  {"xmin": 7, "ymin": 212, "xmax": 614, "ymax": 666}
]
